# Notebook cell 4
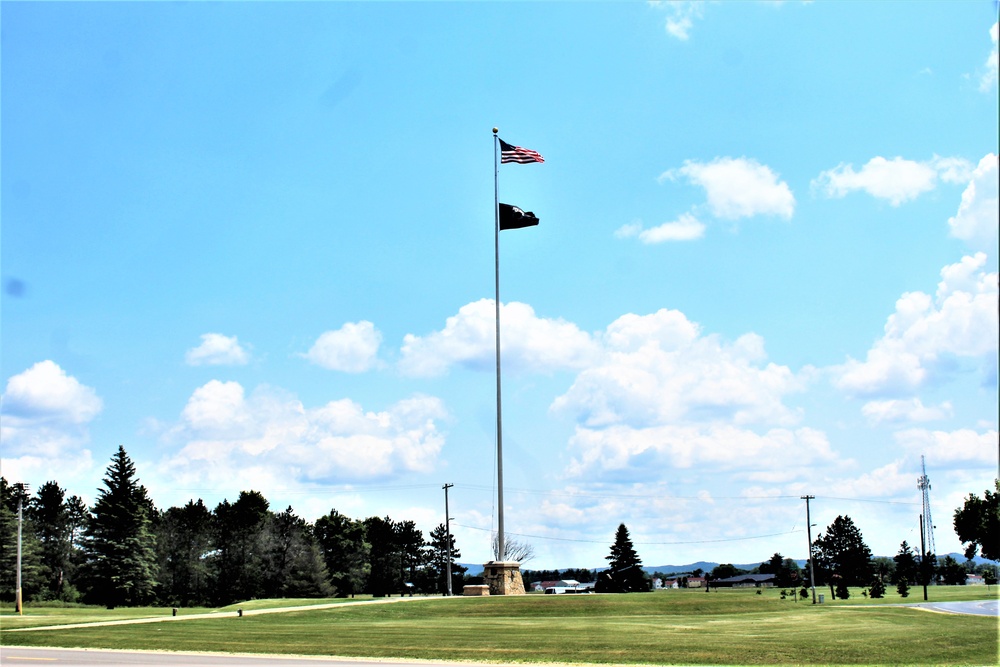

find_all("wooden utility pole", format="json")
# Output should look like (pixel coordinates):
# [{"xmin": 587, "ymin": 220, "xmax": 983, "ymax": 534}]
[
  {"xmin": 443, "ymin": 483, "xmax": 454, "ymax": 596},
  {"xmin": 802, "ymin": 495, "xmax": 817, "ymax": 604},
  {"xmin": 16, "ymin": 494, "xmax": 23, "ymax": 614}
]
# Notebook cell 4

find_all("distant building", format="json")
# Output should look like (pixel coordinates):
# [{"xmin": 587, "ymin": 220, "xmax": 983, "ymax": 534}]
[
  {"xmin": 966, "ymin": 574, "xmax": 984, "ymax": 585},
  {"xmin": 710, "ymin": 573, "xmax": 777, "ymax": 588},
  {"xmin": 537, "ymin": 579, "xmax": 583, "ymax": 594},
  {"xmin": 686, "ymin": 576, "xmax": 706, "ymax": 588}
]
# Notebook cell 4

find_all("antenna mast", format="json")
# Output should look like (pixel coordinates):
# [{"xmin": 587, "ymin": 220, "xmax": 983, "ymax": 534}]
[{"xmin": 917, "ymin": 455, "xmax": 936, "ymax": 557}]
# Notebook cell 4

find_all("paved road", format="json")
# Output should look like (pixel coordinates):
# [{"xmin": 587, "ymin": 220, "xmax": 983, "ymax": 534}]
[
  {"xmin": 909, "ymin": 598, "xmax": 998, "ymax": 616},
  {"xmin": 0, "ymin": 647, "xmax": 515, "ymax": 666}
]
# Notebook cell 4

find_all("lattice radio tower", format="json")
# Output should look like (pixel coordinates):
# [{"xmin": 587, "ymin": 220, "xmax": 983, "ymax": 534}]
[{"xmin": 917, "ymin": 455, "xmax": 936, "ymax": 556}]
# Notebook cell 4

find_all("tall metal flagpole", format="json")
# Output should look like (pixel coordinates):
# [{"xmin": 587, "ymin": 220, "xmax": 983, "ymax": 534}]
[{"xmin": 492, "ymin": 127, "xmax": 505, "ymax": 562}]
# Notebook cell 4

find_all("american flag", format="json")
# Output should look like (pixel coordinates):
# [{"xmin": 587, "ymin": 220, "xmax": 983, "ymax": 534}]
[{"xmin": 499, "ymin": 138, "xmax": 544, "ymax": 164}]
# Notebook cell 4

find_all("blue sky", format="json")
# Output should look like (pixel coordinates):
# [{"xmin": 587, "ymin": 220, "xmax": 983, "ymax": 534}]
[{"xmin": 2, "ymin": 1, "xmax": 997, "ymax": 570}]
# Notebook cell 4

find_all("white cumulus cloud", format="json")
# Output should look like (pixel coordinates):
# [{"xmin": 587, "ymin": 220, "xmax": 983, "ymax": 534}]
[
  {"xmin": 834, "ymin": 253, "xmax": 998, "ymax": 396},
  {"xmin": 947, "ymin": 153, "xmax": 999, "ymax": 249},
  {"xmin": 1, "ymin": 360, "xmax": 103, "ymax": 424},
  {"xmin": 812, "ymin": 155, "xmax": 973, "ymax": 206},
  {"xmin": 305, "ymin": 321, "xmax": 383, "ymax": 373},
  {"xmin": 399, "ymin": 299, "xmax": 599, "ymax": 377},
  {"xmin": 661, "ymin": 157, "xmax": 795, "ymax": 220},
  {"xmin": 0, "ymin": 360, "xmax": 102, "ymax": 484},
  {"xmin": 160, "ymin": 381, "xmax": 447, "ymax": 489},
  {"xmin": 552, "ymin": 309, "xmax": 803, "ymax": 429},
  {"xmin": 185, "ymin": 333, "xmax": 250, "ymax": 366}
]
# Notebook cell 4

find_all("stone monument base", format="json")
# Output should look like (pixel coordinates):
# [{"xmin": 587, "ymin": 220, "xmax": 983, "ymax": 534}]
[
  {"xmin": 462, "ymin": 584, "xmax": 490, "ymax": 596},
  {"xmin": 483, "ymin": 560, "xmax": 525, "ymax": 595}
]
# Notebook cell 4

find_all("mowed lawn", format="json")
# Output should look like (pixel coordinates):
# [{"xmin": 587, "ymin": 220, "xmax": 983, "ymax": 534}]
[{"xmin": 3, "ymin": 587, "xmax": 998, "ymax": 666}]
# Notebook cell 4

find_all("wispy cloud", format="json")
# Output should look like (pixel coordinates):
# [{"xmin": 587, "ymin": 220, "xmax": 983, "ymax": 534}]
[
  {"xmin": 861, "ymin": 398, "xmax": 953, "ymax": 424},
  {"xmin": 894, "ymin": 427, "xmax": 998, "ymax": 466},
  {"xmin": 979, "ymin": 21, "xmax": 998, "ymax": 92},
  {"xmin": 650, "ymin": 1, "xmax": 706, "ymax": 41},
  {"xmin": 615, "ymin": 213, "xmax": 706, "ymax": 244}
]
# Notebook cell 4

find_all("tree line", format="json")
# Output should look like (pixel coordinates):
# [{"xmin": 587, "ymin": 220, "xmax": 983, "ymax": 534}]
[
  {"xmin": 703, "ymin": 510, "xmax": 997, "ymax": 599},
  {"xmin": 0, "ymin": 446, "xmax": 466, "ymax": 607},
  {"xmin": 3, "ymin": 444, "xmax": 996, "ymax": 606}
]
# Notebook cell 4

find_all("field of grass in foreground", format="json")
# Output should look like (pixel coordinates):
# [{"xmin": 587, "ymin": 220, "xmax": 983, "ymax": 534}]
[{"xmin": 3, "ymin": 588, "xmax": 998, "ymax": 666}]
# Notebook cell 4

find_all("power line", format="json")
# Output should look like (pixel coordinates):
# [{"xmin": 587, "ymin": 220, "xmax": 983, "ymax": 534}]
[
  {"xmin": 454, "ymin": 484, "xmax": 920, "ymax": 505},
  {"xmin": 453, "ymin": 522, "xmax": 802, "ymax": 546},
  {"xmin": 168, "ymin": 483, "xmax": 921, "ymax": 507},
  {"xmin": 171, "ymin": 483, "xmax": 443, "ymax": 495}
]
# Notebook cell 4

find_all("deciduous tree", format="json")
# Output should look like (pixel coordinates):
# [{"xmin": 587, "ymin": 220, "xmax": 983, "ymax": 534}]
[
  {"xmin": 937, "ymin": 555, "xmax": 967, "ymax": 585},
  {"xmin": 953, "ymin": 480, "xmax": 999, "ymax": 561},
  {"xmin": 492, "ymin": 533, "xmax": 535, "ymax": 564}
]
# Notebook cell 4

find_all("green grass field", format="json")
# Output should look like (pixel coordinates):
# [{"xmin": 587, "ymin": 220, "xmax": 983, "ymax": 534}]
[{"xmin": 3, "ymin": 587, "xmax": 998, "ymax": 666}]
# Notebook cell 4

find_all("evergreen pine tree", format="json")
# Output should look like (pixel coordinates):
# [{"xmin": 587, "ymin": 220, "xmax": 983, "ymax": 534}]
[
  {"xmin": 0, "ymin": 479, "xmax": 44, "ymax": 602},
  {"xmin": 262, "ymin": 506, "xmax": 333, "ymax": 598},
  {"xmin": 893, "ymin": 540, "xmax": 916, "ymax": 598},
  {"xmin": 423, "ymin": 523, "xmax": 466, "ymax": 594},
  {"xmin": 364, "ymin": 516, "xmax": 402, "ymax": 597},
  {"xmin": 603, "ymin": 523, "xmax": 648, "ymax": 592},
  {"xmin": 156, "ymin": 499, "xmax": 214, "ymax": 606},
  {"xmin": 211, "ymin": 490, "xmax": 271, "ymax": 605},
  {"xmin": 868, "ymin": 575, "xmax": 886, "ymax": 598},
  {"xmin": 81, "ymin": 446, "xmax": 159, "ymax": 606},
  {"xmin": 315, "ymin": 509, "xmax": 370, "ymax": 597},
  {"xmin": 29, "ymin": 481, "xmax": 76, "ymax": 600},
  {"xmin": 813, "ymin": 515, "xmax": 873, "ymax": 598}
]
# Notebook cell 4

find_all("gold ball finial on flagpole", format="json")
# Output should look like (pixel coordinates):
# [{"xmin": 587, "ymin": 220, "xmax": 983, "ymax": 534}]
[{"xmin": 492, "ymin": 127, "xmax": 498, "ymax": 134}]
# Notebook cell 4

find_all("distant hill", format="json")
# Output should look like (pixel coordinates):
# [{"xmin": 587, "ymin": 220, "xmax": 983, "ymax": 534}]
[
  {"xmin": 460, "ymin": 563, "xmax": 483, "ymax": 576},
  {"xmin": 464, "ymin": 553, "xmax": 992, "ymax": 579},
  {"xmin": 641, "ymin": 561, "xmax": 807, "ymax": 575},
  {"xmin": 459, "ymin": 552, "xmax": 993, "ymax": 577}
]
